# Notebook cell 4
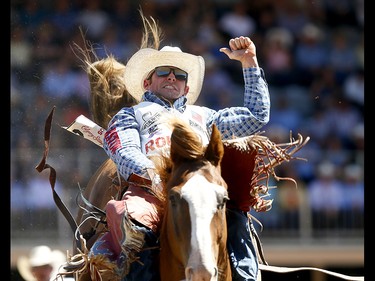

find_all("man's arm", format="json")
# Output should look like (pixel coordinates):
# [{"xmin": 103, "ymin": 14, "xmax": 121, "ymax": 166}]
[
  {"xmin": 103, "ymin": 107, "xmax": 155, "ymax": 181},
  {"xmin": 205, "ymin": 36, "xmax": 270, "ymax": 138}
]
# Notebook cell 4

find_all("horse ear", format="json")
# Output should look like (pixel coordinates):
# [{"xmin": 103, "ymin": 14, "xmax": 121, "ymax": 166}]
[{"xmin": 204, "ymin": 124, "xmax": 224, "ymax": 166}]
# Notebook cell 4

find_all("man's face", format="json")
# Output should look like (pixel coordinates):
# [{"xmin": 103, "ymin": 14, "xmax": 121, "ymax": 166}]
[
  {"xmin": 144, "ymin": 66, "xmax": 189, "ymax": 102},
  {"xmin": 31, "ymin": 264, "xmax": 53, "ymax": 281}
]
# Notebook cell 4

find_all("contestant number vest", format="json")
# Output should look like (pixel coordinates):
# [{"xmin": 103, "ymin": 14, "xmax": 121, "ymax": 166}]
[{"xmin": 133, "ymin": 102, "xmax": 209, "ymax": 156}]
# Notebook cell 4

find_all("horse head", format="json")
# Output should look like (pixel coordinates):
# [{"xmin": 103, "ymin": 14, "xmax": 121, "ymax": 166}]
[{"xmin": 157, "ymin": 118, "xmax": 231, "ymax": 281}]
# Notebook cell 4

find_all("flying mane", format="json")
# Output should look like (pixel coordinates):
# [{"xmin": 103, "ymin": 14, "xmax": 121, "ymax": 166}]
[{"xmin": 72, "ymin": 9, "xmax": 163, "ymax": 129}]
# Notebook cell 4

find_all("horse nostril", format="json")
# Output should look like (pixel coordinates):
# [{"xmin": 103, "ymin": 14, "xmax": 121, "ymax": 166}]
[
  {"xmin": 185, "ymin": 266, "xmax": 193, "ymax": 279},
  {"xmin": 213, "ymin": 266, "xmax": 218, "ymax": 277}
]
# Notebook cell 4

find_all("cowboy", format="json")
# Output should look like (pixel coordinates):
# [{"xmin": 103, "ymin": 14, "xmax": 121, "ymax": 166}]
[
  {"xmin": 17, "ymin": 245, "xmax": 72, "ymax": 281},
  {"xmin": 91, "ymin": 36, "xmax": 270, "ymax": 281}
]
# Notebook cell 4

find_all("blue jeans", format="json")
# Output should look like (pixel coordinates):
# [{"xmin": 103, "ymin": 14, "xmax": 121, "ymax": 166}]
[
  {"xmin": 122, "ymin": 224, "xmax": 160, "ymax": 281},
  {"xmin": 226, "ymin": 209, "xmax": 259, "ymax": 281}
]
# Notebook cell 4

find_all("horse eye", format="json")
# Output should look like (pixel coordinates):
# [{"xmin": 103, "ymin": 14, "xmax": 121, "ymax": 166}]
[
  {"xmin": 169, "ymin": 193, "xmax": 177, "ymax": 207},
  {"xmin": 217, "ymin": 194, "xmax": 228, "ymax": 210},
  {"xmin": 169, "ymin": 194, "xmax": 177, "ymax": 207},
  {"xmin": 217, "ymin": 202, "xmax": 225, "ymax": 210}
]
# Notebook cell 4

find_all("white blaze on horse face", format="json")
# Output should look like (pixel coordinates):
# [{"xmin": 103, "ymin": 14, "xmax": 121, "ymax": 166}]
[{"xmin": 181, "ymin": 174, "xmax": 226, "ymax": 278}]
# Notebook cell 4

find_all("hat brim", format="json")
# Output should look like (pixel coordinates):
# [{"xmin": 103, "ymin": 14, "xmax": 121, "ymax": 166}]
[
  {"xmin": 17, "ymin": 256, "xmax": 37, "ymax": 281},
  {"xmin": 124, "ymin": 48, "xmax": 205, "ymax": 105}
]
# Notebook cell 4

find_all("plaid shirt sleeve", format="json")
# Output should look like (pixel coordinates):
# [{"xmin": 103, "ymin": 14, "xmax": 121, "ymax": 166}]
[
  {"xmin": 205, "ymin": 67, "xmax": 270, "ymax": 139},
  {"xmin": 103, "ymin": 107, "xmax": 155, "ymax": 181}
]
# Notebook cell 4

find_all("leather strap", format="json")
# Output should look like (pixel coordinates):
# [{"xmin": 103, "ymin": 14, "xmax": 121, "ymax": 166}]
[
  {"xmin": 259, "ymin": 264, "xmax": 364, "ymax": 280},
  {"xmin": 35, "ymin": 106, "xmax": 82, "ymax": 251},
  {"xmin": 127, "ymin": 173, "xmax": 152, "ymax": 188}
]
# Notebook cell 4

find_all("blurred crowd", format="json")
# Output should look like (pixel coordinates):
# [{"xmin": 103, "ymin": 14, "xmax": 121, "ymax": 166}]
[{"xmin": 11, "ymin": 0, "xmax": 364, "ymax": 236}]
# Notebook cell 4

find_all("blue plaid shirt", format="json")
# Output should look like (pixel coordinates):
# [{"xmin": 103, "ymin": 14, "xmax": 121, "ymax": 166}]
[{"xmin": 103, "ymin": 67, "xmax": 270, "ymax": 180}]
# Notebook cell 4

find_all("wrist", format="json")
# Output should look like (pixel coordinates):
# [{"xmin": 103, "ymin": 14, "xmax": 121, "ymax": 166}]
[{"xmin": 242, "ymin": 56, "xmax": 259, "ymax": 68}]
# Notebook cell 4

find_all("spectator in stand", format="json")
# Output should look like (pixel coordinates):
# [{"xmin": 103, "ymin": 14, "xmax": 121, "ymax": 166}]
[
  {"xmin": 323, "ymin": 133, "xmax": 351, "ymax": 167},
  {"xmin": 327, "ymin": 28, "xmax": 360, "ymax": 84},
  {"xmin": 17, "ymin": 245, "xmax": 72, "ymax": 281},
  {"xmin": 349, "ymin": 122, "xmax": 364, "ymax": 165},
  {"xmin": 343, "ymin": 67, "xmax": 364, "ymax": 111},
  {"xmin": 267, "ymin": 95, "xmax": 302, "ymax": 133},
  {"xmin": 341, "ymin": 163, "xmax": 364, "ymax": 229},
  {"xmin": 273, "ymin": 0, "xmax": 308, "ymax": 37},
  {"xmin": 11, "ymin": 170, "xmax": 28, "ymax": 227},
  {"xmin": 302, "ymin": 108, "xmax": 332, "ymax": 148},
  {"xmin": 355, "ymin": 31, "xmax": 364, "ymax": 69},
  {"xmin": 31, "ymin": 21, "xmax": 64, "ymax": 72},
  {"xmin": 218, "ymin": 1, "xmax": 256, "ymax": 39},
  {"xmin": 47, "ymin": 0, "xmax": 78, "ymax": 41},
  {"xmin": 24, "ymin": 171, "xmax": 63, "ymax": 231},
  {"xmin": 95, "ymin": 24, "xmax": 131, "ymax": 62},
  {"xmin": 40, "ymin": 57, "xmax": 83, "ymax": 104},
  {"xmin": 75, "ymin": 0, "xmax": 111, "ymax": 41},
  {"xmin": 324, "ymin": 97, "xmax": 362, "ymax": 148},
  {"xmin": 307, "ymin": 161, "xmax": 345, "ymax": 231},
  {"xmin": 255, "ymin": 5, "xmax": 278, "ymax": 36},
  {"xmin": 10, "ymin": 24, "xmax": 33, "ymax": 74},
  {"xmin": 196, "ymin": 53, "xmax": 242, "ymax": 109},
  {"xmin": 261, "ymin": 27, "xmax": 294, "ymax": 86},
  {"xmin": 323, "ymin": 0, "xmax": 359, "ymax": 28},
  {"xmin": 14, "ymin": 0, "xmax": 47, "ymax": 34},
  {"xmin": 277, "ymin": 164, "xmax": 307, "ymax": 230},
  {"xmin": 294, "ymin": 23, "xmax": 328, "ymax": 86}
]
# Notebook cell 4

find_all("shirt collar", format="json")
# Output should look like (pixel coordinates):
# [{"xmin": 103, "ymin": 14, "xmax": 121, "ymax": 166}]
[{"xmin": 142, "ymin": 91, "xmax": 187, "ymax": 112}]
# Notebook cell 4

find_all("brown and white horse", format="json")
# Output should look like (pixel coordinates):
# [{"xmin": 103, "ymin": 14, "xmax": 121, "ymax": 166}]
[
  {"xmin": 40, "ymin": 108, "xmax": 364, "ymax": 281},
  {"xmin": 73, "ymin": 118, "xmax": 232, "ymax": 281},
  {"xmin": 155, "ymin": 119, "xmax": 231, "ymax": 281}
]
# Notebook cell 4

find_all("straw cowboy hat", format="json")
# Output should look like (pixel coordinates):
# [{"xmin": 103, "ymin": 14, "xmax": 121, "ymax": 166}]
[
  {"xmin": 17, "ymin": 245, "xmax": 66, "ymax": 281},
  {"xmin": 124, "ymin": 46, "xmax": 205, "ymax": 105}
]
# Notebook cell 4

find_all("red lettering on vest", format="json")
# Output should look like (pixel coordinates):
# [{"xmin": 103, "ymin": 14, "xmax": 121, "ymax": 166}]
[
  {"xmin": 145, "ymin": 140, "xmax": 155, "ymax": 154},
  {"xmin": 105, "ymin": 128, "xmax": 122, "ymax": 154},
  {"xmin": 144, "ymin": 136, "xmax": 172, "ymax": 154},
  {"xmin": 155, "ymin": 137, "xmax": 166, "ymax": 148}
]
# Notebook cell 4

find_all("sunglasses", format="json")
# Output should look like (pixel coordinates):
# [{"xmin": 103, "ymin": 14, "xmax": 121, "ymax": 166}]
[{"xmin": 152, "ymin": 66, "xmax": 188, "ymax": 81}]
